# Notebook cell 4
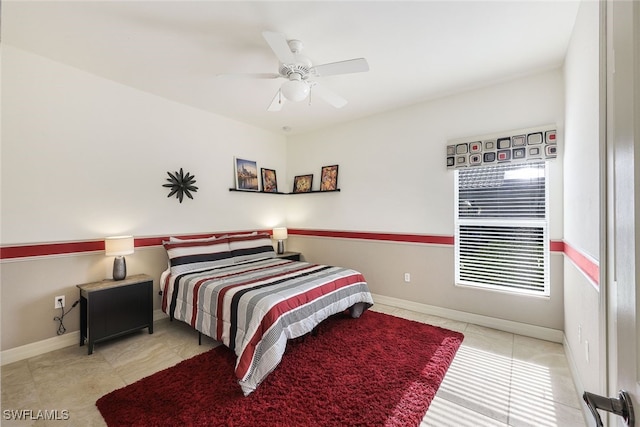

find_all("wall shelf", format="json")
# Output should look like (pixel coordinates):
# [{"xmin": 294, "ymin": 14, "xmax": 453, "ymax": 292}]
[
  {"xmin": 229, "ymin": 188, "xmax": 340, "ymax": 195},
  {"xmin": 289, "ymin": 189, "xmax": 341, "ymax": 194}
]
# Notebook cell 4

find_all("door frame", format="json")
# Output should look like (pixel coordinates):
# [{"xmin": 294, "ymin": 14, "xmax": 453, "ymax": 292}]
[{"xmin": 603, "ymin": 0, "xmax": 640, "ymax": 426}]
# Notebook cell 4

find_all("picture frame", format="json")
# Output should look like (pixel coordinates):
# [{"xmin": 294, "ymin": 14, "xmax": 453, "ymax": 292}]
[
  {"xmin": 235, "ymin": 157, "xmax": 259, "ymax": 191},
  {"xmin": 261, "ymin": 168, "xmax": 278, "ymax": 193},
  {"xmin": 320, "ymin": 165, "xmax": 339, "ymax": 191},
  {"xmin": 293, "ymin": 174, "xmax": 313, "ymax": 193}
]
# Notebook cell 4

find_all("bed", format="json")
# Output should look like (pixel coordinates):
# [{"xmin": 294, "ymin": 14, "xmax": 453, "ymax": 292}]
[{"xmin": 160, "ymin": 232, "xmax": 374, "ymax": 395}]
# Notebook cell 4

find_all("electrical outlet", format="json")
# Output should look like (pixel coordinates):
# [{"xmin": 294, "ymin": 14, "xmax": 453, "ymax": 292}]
[
  {"xmin": 404, "ymin": 273, "xmax": 411, "ymax": 283},
  {"xmin": 54, "ymin": 295, "xmax": 65, "ymax": 309}
]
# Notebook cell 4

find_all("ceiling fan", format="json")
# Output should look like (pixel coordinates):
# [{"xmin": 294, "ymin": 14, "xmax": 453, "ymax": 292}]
[{"xmin": 222, "ymin": 31, "xmax": 369, "ymax": 111}]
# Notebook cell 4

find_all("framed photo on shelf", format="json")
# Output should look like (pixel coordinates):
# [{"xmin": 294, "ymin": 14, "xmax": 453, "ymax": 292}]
[
  {"xmin": 320, "ymin": 165, "xmax": 339, "ymax": 191},
  {"xmin": 235, "ymin": 157, "xmax": 259, "ymax": 191},
  {"xmin": 261, "ymin": 168, "xmax": 278, "ymax": 193},
  {"xmin": 293, "ymin": 174, "xmax": 313, "ymax": 193}
]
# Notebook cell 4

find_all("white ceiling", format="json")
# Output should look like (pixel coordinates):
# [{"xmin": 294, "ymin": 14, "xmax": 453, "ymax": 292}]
[{"xmin": 3, "ymin": 1, "xmax": 580, "ymax": 135}]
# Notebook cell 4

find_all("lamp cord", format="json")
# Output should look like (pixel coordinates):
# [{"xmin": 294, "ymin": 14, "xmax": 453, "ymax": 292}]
[{"xmin": 53, "ymin": 300, "xmax": 79, "ymax": 335}]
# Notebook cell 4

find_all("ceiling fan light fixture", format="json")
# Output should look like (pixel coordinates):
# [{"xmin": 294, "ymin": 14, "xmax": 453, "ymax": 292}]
[{"xmin": 281, "ymin": 78, "xmax": 310, "ymax": 102}]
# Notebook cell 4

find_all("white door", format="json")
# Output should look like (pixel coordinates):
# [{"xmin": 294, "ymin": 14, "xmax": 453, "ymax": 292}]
[{"xmin": 604, "ymin": 0, "xmax": 639, "ymax": 426}]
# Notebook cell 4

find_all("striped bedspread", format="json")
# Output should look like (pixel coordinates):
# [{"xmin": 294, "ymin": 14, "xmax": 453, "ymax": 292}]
[{"xmin": 161, "ymin": 257, "xmax": 374, "ymax": 395}]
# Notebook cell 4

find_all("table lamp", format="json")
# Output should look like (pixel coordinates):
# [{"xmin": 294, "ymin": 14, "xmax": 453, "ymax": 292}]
[
  {"xmin": 272, "ymin": 227, "xmax": 288, "ymax": 254},
  {"xmin": 105, "ymin": 236, "xmax": 134, "ymax": 280}
]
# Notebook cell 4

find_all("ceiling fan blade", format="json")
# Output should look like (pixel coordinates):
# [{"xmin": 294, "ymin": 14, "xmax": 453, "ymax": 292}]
[
  {"xmin": 217, "ymin": 73, "xmax": 281, "ymax": 79},
  {"xmin": 267, "ymin": 90, "xmax": 285, "ymax": 111},
  {"xmin": 310, "ymin": 58, "xmax": 369, "ymax": 77},
  {"xmin": 262, "ymin": 31, "xmax": 295, "ymax": 64},
  {"xmin": 311, "ymin": 83, "xmax": 348, "ymax": 109}
]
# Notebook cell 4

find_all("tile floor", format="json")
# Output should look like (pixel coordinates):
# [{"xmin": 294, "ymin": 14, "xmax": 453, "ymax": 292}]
[{"xmin": 1, "ymin": 304, "xmax": 586, "ymax": 426}]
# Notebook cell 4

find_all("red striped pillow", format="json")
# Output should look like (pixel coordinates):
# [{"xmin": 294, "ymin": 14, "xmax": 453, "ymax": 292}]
[
  {"xmin": 163, "ymin": 238, "xmax": 232, "ymax": 275},
  {"xmin": 229, "ymin": 233, "xmax": 276, "ymax": 263}
]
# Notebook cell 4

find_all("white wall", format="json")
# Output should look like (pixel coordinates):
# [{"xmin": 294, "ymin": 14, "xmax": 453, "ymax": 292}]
[
  {"xmin": 286, "ymin": 71, "xmax": 564, "ymax": 238},
  {"xmin": 562, "ymin": 0, "xmax": 603, "ymax": 397},
  {"xmin": 0, "ymin": 46, "xmax": 288, "ymax": 350},
  {"xmin": 286, "ymin": 70, "xmax": 566, "ymax": 330},
  {"xmin": 563, "ymin": 2, "xmax": 601, "ymax": 261},
  {"xmin": 1, "ymin": 46, "xmax": 288, "ymax": 245}
]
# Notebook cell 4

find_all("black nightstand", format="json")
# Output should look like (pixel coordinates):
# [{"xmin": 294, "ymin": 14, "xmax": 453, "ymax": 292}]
[
  {"xmin": 77, "ymin": 274, "xmax": 153, "ymax": 355},
  {"xmin": 275, "ymin": 251, "xmax": 301, "ymax": 261}
]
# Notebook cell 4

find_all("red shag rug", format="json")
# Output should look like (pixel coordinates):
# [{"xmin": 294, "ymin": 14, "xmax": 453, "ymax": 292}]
[{"xmin": 96, "ymin": 310, "xmax": 463, "ymax": 427}]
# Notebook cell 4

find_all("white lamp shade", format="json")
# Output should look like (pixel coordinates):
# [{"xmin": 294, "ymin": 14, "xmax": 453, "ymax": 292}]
[
  {"xmin": 281, "ymin": 80, "xmax": 309, "ymax": 102},
  {"xmin": 105, "ymin": 236, "xmax": 134, "ymax": 256},
  {"xmin": 272, "ymin": 228, "xmax": 288, "ymax": 240}
]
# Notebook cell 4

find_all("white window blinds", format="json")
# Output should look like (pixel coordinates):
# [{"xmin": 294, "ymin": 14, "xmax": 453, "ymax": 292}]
[{"xmin": 455, "ymin": 162, "xmax": 549, "ymax": 295}]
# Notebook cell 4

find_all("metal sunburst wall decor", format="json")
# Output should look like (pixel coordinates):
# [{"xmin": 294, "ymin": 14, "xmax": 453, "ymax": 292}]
[{"xmin": 163, "ymin": 168, "xmax": 198, "ymax": 203}]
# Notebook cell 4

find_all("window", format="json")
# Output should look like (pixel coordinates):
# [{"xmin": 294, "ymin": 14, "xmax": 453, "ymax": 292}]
[{"xmin": 455, "ymin": 161, "xmax": 549, "ymax": 296}]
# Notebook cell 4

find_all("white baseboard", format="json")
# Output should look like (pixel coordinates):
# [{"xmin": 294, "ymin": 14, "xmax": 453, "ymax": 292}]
[
  {"xmin": 372, "ymin": 293, "xmax": 564, "ymax": 343},
  {"xmin": 2, "ymin": 301, "xmax": 563, "ymax": 366},
  {"xmin": 154, "ymin": 310, "xmax": 169, "ymax": 322},
  {"xmin": 1, "ymin": 310, "xmax": 169, "ymax": 366},
  {"xmin": 1, "ymin": 331, "xmax": 81, "ymax": 366}
]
